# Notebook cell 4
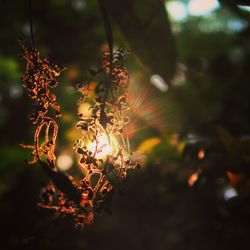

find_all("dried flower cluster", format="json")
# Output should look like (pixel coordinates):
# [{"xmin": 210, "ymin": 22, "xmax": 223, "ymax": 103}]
[
  {"xmin": 20, "ymin": 40, "xmax": 138, "ymax": 229},
  {"xmin": 72, "ymin": 48, "xmax": 139, "ymax": 226},
  {"xmin": 19, "ymin": 39, "xmax": 63, "ymax": 165}
]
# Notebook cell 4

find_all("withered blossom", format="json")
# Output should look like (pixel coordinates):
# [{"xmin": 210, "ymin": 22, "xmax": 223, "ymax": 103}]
[
  {"xmin": 19, "ymin": 38, "xmax": 64, "ymax": 165},
  {"xmin": 20, "ymin": 38, "xmax": 138, "ymax": 229},
  {"xmin": 73, "ymin": 47, "xmax": 139, "ymax": 227}
]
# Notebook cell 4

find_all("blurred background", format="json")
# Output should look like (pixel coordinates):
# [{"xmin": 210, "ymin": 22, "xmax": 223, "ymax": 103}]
[{"xmin": 1, "ymin": 0, "xmax": 250, "ymax": 249}]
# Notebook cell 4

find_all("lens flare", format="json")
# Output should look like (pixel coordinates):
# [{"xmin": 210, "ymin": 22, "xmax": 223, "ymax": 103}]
[{"xmin": 128, "ymin": 78, "xmax": 177, "ymax": 133}]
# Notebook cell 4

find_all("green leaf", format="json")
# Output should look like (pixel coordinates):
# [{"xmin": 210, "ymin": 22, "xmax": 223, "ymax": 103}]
[{"xmin": 105, "ymin": 0, "xmax": 176, "ymax": 84}]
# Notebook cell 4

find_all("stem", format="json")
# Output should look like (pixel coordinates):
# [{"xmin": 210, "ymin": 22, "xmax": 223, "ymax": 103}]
[
  {"xmin": 28, "ymin": 0, "xmax": 36, "ymax": 50},
  {"xmin": 98, "ymin": 0, "xmax": 113, "ymax": 54},
  {"xmin": 98, "ymin": 0, "xmax": 114, "ymax": 127}
]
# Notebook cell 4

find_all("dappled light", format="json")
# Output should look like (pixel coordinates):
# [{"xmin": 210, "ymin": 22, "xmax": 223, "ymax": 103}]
[{"xmin": 1, "ymin": 0, "xmax": 250, "ymax": 249}]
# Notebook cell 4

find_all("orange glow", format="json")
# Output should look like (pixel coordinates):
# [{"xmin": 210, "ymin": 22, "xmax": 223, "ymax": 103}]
[
  {"xmin": 78, "ymin": 81, "xmax": 96, "ymax": 98},
  {"xmin": 188, "ymin": 172, "xmax": 199, "ymax": 186},
  {"xmin": 66, "ymin": 66, "xmax": 79, "ymax": 80},
  {"xmin": 198, "ymin": 149, "xmax": 205, "ymax": 159},
  {"xmin": 227, "ymin": 171, "xmax": 242, "ymax": 188},
  {"xmin": 170, "ymin": 134, "xmax": 179, "ymax": 146}
]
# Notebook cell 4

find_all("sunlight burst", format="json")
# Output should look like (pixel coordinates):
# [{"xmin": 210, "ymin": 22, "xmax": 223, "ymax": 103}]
[{"xmin": 87, "ymin": 134, "xmax": 113, "ymax": 159}]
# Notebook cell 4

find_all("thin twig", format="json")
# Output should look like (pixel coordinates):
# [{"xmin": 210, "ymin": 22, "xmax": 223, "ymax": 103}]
[
  {"xmin": 28, "ymin": 0, "xmax": 36, "ymax": 49},
  {"xmin": 98, "ymin": 0, "xmax": 114, "ymax": 127}
]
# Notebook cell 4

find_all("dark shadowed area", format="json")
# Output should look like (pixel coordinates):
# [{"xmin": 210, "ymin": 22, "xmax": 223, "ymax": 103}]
[{"xmin": 1, "ymin": 0, "xmax": 250, "ymax": 249}]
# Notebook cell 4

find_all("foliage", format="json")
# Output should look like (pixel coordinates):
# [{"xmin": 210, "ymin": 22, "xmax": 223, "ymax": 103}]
[
  {"xmin": 1, "ymin": 0, "xmax": 250, "ymax": 249},
  {"xmin": 19, "ymin": 34, "xmax": 138, "ymax": 228},
  {"xmin": 105, "ymin": 0, "xmax": 176, "ymax": 83},
  {"xmin": 19, "ymin": 38, "xmax": 63, "ymax": 165}
]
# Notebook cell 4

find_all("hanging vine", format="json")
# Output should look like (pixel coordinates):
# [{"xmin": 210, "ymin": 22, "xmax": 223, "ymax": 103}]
[
  {"xmin": 19, "ymin": 38, "xmax": 63, "ymax": 166},
  {"xmin": 73, "ymin": 46, "xmax": 138, "ymax": 227},
  {"xmin": 20, "ymin": 0, "xmax": 138, "ymax": 229}
]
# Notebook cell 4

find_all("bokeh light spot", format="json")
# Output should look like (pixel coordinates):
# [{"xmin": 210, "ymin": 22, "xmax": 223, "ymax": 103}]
[
  {"xmin": 223, "ymin": 186, "xmax": 238, "ymax": 201},
  {"xmin": 57, "ymin": 153, "xmax": 74, "ymax": 171},
  {"xmin": 9, "ymin": 84, "xmax": 23, "ymax": 99},
  {"xmin": 150, "ymin": 74, "xmax": 168, "ymax": 92},
  {"xmin": 188, "ymin": 0, "xmax": 219, "ymax": 16},
  {"xmin": 165, "ymin": 1, "xmax": 188, "ymax": 21}
]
